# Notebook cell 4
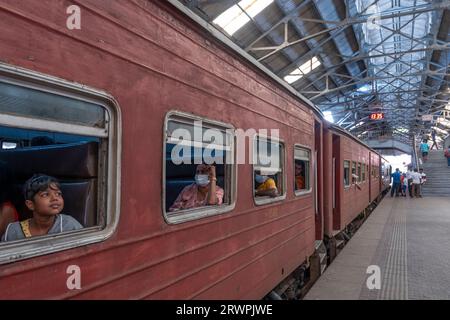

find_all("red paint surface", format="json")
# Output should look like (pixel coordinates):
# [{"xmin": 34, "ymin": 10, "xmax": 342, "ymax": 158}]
[
  {"xmin": 0, "ymin": 0, "xmax": 315, "ymax": 299},
  {"xmin": 0, "ymin": 0, "xmax": 385, "ymax": 299}
]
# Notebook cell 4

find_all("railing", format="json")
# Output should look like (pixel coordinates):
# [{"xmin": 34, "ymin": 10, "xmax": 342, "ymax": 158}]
[{"xmin": 411, "ymin": 136, "xmax": 420, "ymax": 169}]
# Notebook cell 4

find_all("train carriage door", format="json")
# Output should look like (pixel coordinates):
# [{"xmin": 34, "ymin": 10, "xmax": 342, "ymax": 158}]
[
  {"xmin": 314, "ymin": 150, "xmax": 318, "ymax": 210},
  {"xmin": 369, "ymin": 153, "xmax": 372, "ymax": 201},
  {"xmin": 332, "ymin": 134, "xmax": 341, "ymax": 230},
  {"xmin": 332, "ymin": 156, "xmax": 335, "ymax": 212},
  {"xmin": 314, "ymin": 120, "xmax": 323, "ymax": 240}
]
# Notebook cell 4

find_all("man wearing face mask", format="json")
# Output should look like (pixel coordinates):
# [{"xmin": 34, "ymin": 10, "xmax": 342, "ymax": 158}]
[
  {"xmin": 255, "ymin": 169, "xmax": 278, "ymax": 197},
  {"xmin": 169, "ymin": 164, "xmax": 224, "ymax": 212}
]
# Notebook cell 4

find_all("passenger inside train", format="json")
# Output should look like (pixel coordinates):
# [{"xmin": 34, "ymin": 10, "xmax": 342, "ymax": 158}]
[
  {"xmin": 0, "ymin": 161, "xmax": 19, "ymax": 237},
  {"xmin": 0, "ymin": 124, "xmax": 102, "ymax": 242},
  {"xmin": 294, "ymin": 161, "xmax": 307, "ymax": 191},
  {"xmin": 1, "ymin": 174, "xmax": 83, "ymax": 242},
  {"xmin": 254, "ymin": 169, "xmax": 278, "ymax": 198},
  {"xmin": 169, "ymin": 163, "xmax": 224, "ymax": 212},
  {"xmin": 294, "ymin": 147, "xmax": 310, "ymax": 193}
]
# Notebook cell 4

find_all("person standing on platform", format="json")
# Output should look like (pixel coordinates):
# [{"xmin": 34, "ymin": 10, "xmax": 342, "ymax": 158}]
[
  {"xmin": 406, "ymin": 168, "xmax": 413, "ymax": 198},
  {"xmin": 430, "ymin": 129, "xmax": 438, "ymax": 150},
  {"xmin": 399, "ymin": 173, "xmax": 405, "ymax": 196},
  {"xmin": 411, "ymin": 169, "xmax": 422, "ymax": 198},
  {"xmin": 402, "ymin": 173, "xmax": 408, "ymax": 197},
  {"xmin": 419, "ymin": 168, "xmax": 426, "ymax": 197},
  {"xmin": 391, "ymin": 168, "xmax": 401, "ymax": 197}
]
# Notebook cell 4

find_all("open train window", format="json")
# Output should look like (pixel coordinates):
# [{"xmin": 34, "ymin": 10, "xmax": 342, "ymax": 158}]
[
  {"xmin": 362, "ymin": 163, "xmax": 366, "ymax": 182},
  {"xmin": 294, "ymin": 146, "xmax": 311, "ymax": 195},
  {"xmin": 0, "ymin": 64, "xmax": 120, "ymax": 265},
  {"xmin": 351, "ymin": 162, "xmax": 357, "ymax": 184},
  {"xmin": 357, "ymin": 163, "xmax": 362, "ymax": 183},
  {"xmin": 343, "ymin": 160, "xmax": 350, "ymax": 187},
  {"xmin": 253, "ymin": 136, "xmax": 285, "ymax": 205},
  {"xmin": 163, "ymin": 112, "xmax": 236, "ymax": 224}
]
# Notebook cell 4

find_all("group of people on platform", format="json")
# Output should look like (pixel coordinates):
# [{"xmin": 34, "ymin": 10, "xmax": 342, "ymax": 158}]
[{"xmin": 390, "ymin": 167, "xmax": 426, "ymax": 198}]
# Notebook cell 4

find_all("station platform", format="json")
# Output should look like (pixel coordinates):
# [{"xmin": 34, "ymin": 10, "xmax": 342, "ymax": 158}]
[{"xmin": 305, "ymin": 196, "xmax": 450, "ymax": 300}]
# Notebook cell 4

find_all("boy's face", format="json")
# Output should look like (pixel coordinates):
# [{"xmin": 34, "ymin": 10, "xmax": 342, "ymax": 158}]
[{"xmin": 26, "ymin": 183, "xmax": 64, "ymax": 216}]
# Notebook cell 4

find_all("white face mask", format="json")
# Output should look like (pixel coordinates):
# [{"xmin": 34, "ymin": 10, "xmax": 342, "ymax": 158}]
[
  {"xmin": 195, "ymin": 174, "xmax": 210, "ymax": 187},
  {"xmin": 255, "ymin": 174, "xmax": 268, "ymax": 184}
]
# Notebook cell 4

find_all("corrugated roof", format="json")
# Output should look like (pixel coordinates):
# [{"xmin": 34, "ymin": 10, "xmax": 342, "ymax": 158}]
[{"xmin": 179, "ymin": 0, "xmax": 450, "ymax": 144}]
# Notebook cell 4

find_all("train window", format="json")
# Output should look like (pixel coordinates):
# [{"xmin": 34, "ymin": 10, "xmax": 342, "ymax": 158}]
[
  {"xmin": 253, "ymin": 136, "xmax": 285, "ymax": 205},
  {"xmin": 362, "ymin": 163, "xmax": 366, "ymax": 182},
  {"xmin": 343, "ymin": 160, "xmax": 350, "ymax": 187},
  {"xmin": 0, "ymin": 81, "xmax": 105, "ymax": 128},
  {"xmin": 357, "ymin": 163, "xmax": 362, "ymax": 183},
  {"xmin": 164, "ymin": 112, "xmax": 236, "ymax": 224},
  {"xmin": 351, "ymin": 162, "xmax": 356, "ymax": 184},
  {"xmin": 0, "ymin": 65, "xmax": 120, "ymax": 265},
  {"xmin": 294, "ymin": 146, "xmax": 311, "ymax": 195}
]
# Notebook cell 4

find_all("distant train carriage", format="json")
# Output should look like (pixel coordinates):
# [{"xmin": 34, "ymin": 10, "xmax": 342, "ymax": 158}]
[{"xmin": 0, "ymin": 0, "xmax": 387, "ymax": 299}]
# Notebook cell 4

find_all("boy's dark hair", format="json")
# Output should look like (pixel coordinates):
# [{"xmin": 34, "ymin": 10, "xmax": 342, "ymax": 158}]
[{"xmin": 23, "ymin": 174, "xmax": 61, "ymax": 201}]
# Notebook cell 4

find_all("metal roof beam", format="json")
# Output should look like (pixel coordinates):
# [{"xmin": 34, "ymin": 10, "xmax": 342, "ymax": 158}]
[{"xmin": 248, "ymin": 2, "xmax": 449, "ymax": 61}]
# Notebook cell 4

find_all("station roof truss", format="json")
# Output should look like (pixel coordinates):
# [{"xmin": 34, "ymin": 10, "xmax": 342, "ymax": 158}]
[{"xmin": 178, "ymin": 0, "xmax": 450, "ymax": 144}]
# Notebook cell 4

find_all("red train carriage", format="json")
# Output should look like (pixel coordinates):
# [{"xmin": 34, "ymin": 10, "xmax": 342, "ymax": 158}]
[
  {"xmin": 327, "ymin": 125, "xmax": 371, "ymax": 231},
  {"xmin": 0, "ymin": 0, "xmax": 386, "ymax": 299}
]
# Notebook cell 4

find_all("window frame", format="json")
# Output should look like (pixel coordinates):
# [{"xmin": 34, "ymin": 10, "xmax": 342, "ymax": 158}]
[
  {"xmin": 252, "ymin": 135, "xmax": 286, "ymax": 206},
  {"xmin": 343, "ymin": 160, "xmax": 351, "ymax": 188},
  {"xmin": 0, "ymin": 63, "xmax": 121, "ymax": 265},
  {"xmin": 357, "ymin": 162, "xmax": 362, "ymax": 183},
  {"xmin": 351, "ymin": 161, "xmax": 357, "ymax": 184},
  {"xmin": 162, "ymin": 110, "xmax": 237, "ymax": 224},
  {"xmin": 293, "ymin": 144, "xmax": 312, "ymax": 197},
  {"xmin": 362, "ymin": 162, "xmax": 366, "ymax": 182}
]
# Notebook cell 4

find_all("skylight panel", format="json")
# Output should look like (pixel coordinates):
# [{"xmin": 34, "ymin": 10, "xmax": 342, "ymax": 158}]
[
  {"xmin": 213, "ymin": 0, "xmax": 274, "ymax": 36},
  {"xmin": 284, "ymin": 75, "xmax": 302, "ymax": 84},
  {"xmin": 283, "ymin": 56, "xmax": 321, "ymax": 84},
  {"xmin": 299, "ymin": 56, "xmax": 321, "ymax": 74},
  {"xmin": 243, "ymin": 0, "xmax": 274, "ymax": 18}
]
